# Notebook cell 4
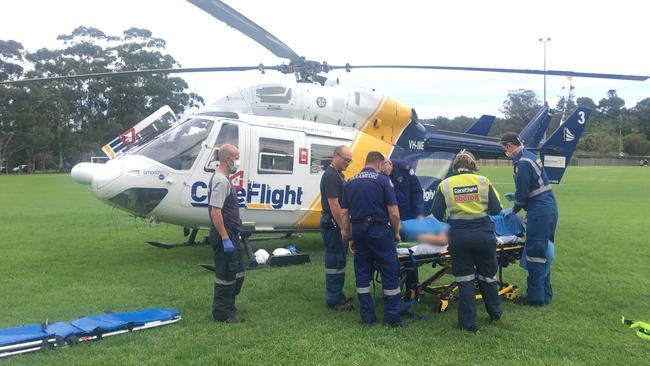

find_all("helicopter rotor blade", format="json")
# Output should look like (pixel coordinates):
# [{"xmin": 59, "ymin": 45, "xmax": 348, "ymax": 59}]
[
  {"xmin": 187, "ymin": 0, "xmax": 301, "ymax": 63},
  {"xmin": 329, "ymin": 64, "xmax": 648, "ymax": 81},
  {"xmin": 0, "ymin": 66, "xmax": 277, "ymax": 85}
]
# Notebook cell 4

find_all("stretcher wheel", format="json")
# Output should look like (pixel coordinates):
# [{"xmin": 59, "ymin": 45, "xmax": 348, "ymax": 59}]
[
  {"xmin": 439, "ymin": 300, "xmax": 449, "ymax": 313},
  {"xmin": 432, "ymin": 299, "xmax": 449, "ymax": 313},
  {"xmin": 505, "ymin": 288, "xmax": 519, "ymax": 300}
]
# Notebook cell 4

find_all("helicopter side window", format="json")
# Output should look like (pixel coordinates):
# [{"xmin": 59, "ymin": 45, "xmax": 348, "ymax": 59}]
[
  {"xmin": 258, "ymin": 137, "xmax": 294, "ymax": 174},
  {"xmin": 138, "ymin": 118, "xmax": 213, "ymax": 171},
  {"xmin": 310, "ymin": 144, "xmax": 336, "ymax": 174},
  {"xmin": 205, "ymin": 123, "xmax": 239, "ymax": 172}
]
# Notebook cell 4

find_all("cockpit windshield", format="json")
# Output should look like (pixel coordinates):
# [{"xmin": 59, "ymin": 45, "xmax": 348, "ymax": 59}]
[
  {"xmin": 136, "ymin": 118, "xmax": 214, "ymax": 171},
  {"xmin": 412, "ymin": 151, "xmax": 455, "ymax": 188}
]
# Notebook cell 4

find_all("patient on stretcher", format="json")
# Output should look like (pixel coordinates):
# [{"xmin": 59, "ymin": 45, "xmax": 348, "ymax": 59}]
[
  {"xmin": 397, "ymin": 211, "xmax": 525, "ymax": 256},
  {"xmin": 397, "ymin": 218, "xmax": 449, "ymax": 255}
]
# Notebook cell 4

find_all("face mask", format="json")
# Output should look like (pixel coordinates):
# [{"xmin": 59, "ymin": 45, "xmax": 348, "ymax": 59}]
[
  {"xmin": 229, "ymin": 159, "xmax": 240, "ymax": 174},
  {"xmin": 504, "ymin": 150, "xmax": 512, "ymax": 159}
]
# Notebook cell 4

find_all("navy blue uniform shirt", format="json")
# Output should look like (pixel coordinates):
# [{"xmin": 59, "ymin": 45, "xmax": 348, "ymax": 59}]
[
  {"xmin": 388, "ymin": 159, "xmax": 424, "ymax": 220},
  {"xmin": 512, "ymin": 149, "xmax": 555, "ymax": 213},
  {"xmin": 342, "ymin": 167, "xmax": 398, "ymax": 222}
]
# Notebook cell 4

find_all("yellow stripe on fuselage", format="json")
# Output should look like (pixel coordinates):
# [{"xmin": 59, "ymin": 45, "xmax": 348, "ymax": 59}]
[
  {"xmin": 247, "ymin": 203, "xmax": 272, "ymax": 209},
  {"xmin": 294, "ymin": 95, "xmax": 412, "ymax": 229}
]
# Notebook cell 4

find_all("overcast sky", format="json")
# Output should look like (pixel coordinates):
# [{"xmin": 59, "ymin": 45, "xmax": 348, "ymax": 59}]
[{"xmin": 1, "ymin": 0, "xmax": 648, "ymax": 118}]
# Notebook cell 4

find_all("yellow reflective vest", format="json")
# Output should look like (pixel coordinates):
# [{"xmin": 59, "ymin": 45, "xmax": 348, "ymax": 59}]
[{"xmin": 439, "ymin": 173, "xmax": 497, "ymax": 220}]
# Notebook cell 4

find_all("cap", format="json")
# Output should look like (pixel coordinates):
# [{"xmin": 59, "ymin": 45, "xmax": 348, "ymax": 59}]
[{"xmin": 500, "ymin": 132, "xmax": 522, "ymax": 146}]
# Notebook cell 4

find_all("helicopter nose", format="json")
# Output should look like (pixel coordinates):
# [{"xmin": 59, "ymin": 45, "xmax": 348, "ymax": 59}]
[
  {"xmin": 71, "ymin": 161, "xmax": 123, "ymax": 189},
  {"xmin": 71, "ymin": 163, "xmax": 105, "ymax": 185}
]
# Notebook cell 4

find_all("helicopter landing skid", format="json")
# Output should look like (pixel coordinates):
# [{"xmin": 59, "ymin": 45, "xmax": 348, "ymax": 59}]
[
  {"xmin": 199, "ymin": 262, "xmax": 267, "ymax": 272},
  {"xmin": 147, "ymin": 228, "xmax": 208, "ymax": 249},
  {"xmin": 247, "ymin": 232, "xmax": 293, "ymax": 242}
]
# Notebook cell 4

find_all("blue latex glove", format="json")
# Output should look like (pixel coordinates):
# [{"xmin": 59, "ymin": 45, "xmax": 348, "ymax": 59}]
[
  {"xmin": 500, "ymin": 208, "xmax": 513, "ymax": 216},
  {"xmin": 504, "ymin": 192, "xmax": 515, "ymax": 202},
  {"xmin": 222, "ymin": 238, "xmax": 235, "ymax": 253}
]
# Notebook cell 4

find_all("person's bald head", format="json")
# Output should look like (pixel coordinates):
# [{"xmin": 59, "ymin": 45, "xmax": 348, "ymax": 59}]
[
  {"xmin": 218, "ymin": 144, "xmax": 240, "ymax": 173},
  {"xmin": 332, "ymin": 145, "xmax": 352, "ymax": 171},
  {"xmin": 218, "ymin": 144, "xmax": 239, "ymax": 161}
]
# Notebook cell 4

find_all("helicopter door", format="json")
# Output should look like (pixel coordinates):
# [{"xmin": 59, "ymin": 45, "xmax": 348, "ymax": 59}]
[
  {"xmin": 102, "ymin": 105, "xmax": 178, "ymax": 159},
  {"xmin": 181, "ymin": 120, "xmax": 247, "ymax": 210},
  {"xmin": 247, "ymin": 126, "xmax": 306, "ymax": 212}
]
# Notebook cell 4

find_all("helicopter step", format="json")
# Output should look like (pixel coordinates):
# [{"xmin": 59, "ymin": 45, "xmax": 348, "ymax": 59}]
[
  {"xmin": 146, "ymin": 228, "xmax": 208, "ymax": 249},
  {"xmin": 246, "ymin": 232, "xmax": 293, "ymax": 242}
]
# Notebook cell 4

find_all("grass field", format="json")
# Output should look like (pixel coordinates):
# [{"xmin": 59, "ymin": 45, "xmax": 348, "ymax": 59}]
[{"xmin": 1, "ymin": 167, "xmax": 649, "ymax": 365}]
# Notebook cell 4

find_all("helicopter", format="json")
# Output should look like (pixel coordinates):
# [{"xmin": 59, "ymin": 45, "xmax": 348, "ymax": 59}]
[{"xmin": 2, "ymin": 0, "xmax": 647, "ymax": 263}]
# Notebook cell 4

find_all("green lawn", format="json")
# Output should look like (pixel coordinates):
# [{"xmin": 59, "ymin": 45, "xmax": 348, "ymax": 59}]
[{"xmin": 0, "ymin": 167, "xmax": 648, "ymax": 365}]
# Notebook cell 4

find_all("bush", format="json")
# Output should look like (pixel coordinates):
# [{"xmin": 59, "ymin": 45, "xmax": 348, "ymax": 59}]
[{"xmin": 623, "ymin": 133, "xmax": 650, "ymax": 155}]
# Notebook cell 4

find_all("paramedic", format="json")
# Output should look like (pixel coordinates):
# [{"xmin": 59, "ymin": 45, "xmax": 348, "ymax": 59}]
[
  {"xmin": 382, "ymin": 159, "xmax": 425, "ymax": 220},
  {"xmin": 340, "ymin": 151, "xmax": 405, "ymax": 327},
  {"xmin": 431, "ymin": 150, "xmax": 503, "ymax": 333},
  {"xmin": 500, "ymin": 132, "xmax": 558, "ymax": 306}
]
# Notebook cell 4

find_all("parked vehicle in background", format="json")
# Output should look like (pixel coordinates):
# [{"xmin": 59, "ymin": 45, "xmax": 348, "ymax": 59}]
[{"xmin": 12, "ymin": 164, "xmax": 28, "ymax": 173}]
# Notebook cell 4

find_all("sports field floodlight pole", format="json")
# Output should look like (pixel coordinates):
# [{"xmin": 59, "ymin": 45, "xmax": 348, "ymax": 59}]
[{"xmin": 539, "ymin": 37, "xmax": 551, "ymax": 106}]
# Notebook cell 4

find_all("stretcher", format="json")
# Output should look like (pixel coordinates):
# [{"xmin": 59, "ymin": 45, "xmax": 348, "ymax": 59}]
[
  {"xmin": 0, "ymin": 308, "xmax": 180, "ymax": 359},
  {"xmin": 398, "ymin": 242, "xmax": 523, "ymax": 313},
  {"xmin": 393, "ymin": 213, "xmax": 526, "ymax": 313}
]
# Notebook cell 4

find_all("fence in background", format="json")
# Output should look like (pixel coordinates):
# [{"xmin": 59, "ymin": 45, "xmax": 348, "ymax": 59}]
[{"xmin": 479, "ymin": 158, "xmax": 647, "ymax": 166}]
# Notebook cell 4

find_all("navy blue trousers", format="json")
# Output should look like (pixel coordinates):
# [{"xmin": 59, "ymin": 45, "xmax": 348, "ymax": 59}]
[
  {"xmin": 525, "ymin": 205, "xmax": 558, "ymax": 304},
  {"xmin": 320, "ymin": 214, "xmax": 348, "ymax": 307},
  {"xmin": 352, "ymin": 224, "xmax": 401, "ymax": 325},
  {"xmin": 448, "ymin": 229, "xmax": 501, "ymax": 330},
  {"xmin": 209, "ymin": 228, "xmax": 245, "ymax": 321}
]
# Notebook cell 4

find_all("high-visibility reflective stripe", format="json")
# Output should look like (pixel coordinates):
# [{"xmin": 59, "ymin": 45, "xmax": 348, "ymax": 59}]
[
  {"xmin": 383, "ymin": 288, "xmax": 401, "ymax": 296},
  {"xmin": 442, "ymin": 179, "xmax": 453, "ymax": 208},
  {"xmin": 529, "ymin": 184, "xmax": 552, "ymax": 197},
  {"xmin": 526, "ymin": 256, "xmax": 547, "ymax": 263},
  {"xmin": 477, "ymin": 274, "xmax": 497, "ymax": 283},
  {"xmin": 325, "ymin": 268, "xmax": 345, "ymax": 274},
  {"xmin": 454, "ymin": 274, "xmax": 476, "ymax": 282},
  {"xmin": 478, "ymin": 176, "xmax": 489, "ymax": 207},
  {"xmin": 449, "ymin": 212, "xmax": 488, "ymax": 220},
  {"xmin": 357, "ymin": 286, "xmax": 371, "ymax": 294},
  {"xmin": 215, "ymin": 277, "xmax": 236, "ymax": 285},
  {"xmin": 519, "ymin": 157, "xmax": 550, "ymax": 197},
  {"xmin": 235, "ymin": 272, "xmax": 245, "ymax": 279}
]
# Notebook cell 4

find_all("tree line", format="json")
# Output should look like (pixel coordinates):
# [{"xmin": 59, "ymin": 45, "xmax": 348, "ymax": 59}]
[
  {"xmin": 2, "ymin": 27, "xmax": 649, "ymax": 173},
  {"xmin": 0, "ymin": 27, "xmax": 203, "ymax": 173},
  {"xmin": 424, "ymin": 89, "xmax": 650, "ymax": 157}
]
